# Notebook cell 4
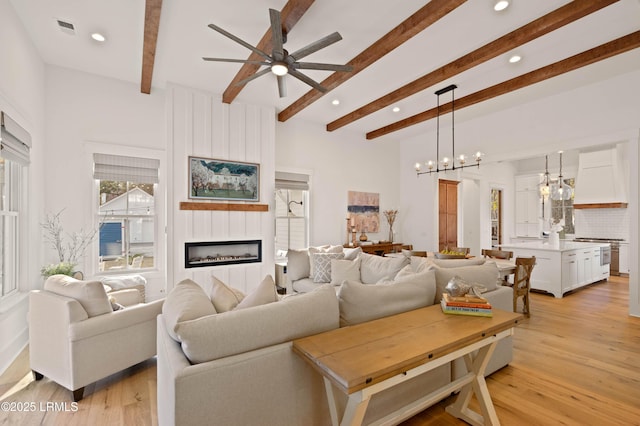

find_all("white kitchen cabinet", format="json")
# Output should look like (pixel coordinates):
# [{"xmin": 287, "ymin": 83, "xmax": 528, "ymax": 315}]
[
  {"xmin": 619, "ymin": 243, "xmax": 630, "ymax": 275},
  {"xmin": 561, "ymin": 251, "xmax": 578, "ymax": 291},
  {"xmin": 501, "ymin": 241, "xmax": 610, "ymax": 298},
  {"xmin": 515, "ymin": 175, "xmax": 541, "ymax": 237}
]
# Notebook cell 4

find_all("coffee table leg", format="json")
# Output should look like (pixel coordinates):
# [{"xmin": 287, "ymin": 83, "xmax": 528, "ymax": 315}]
[
  {"xmin": 323, "ymin": 377, "xmax": 370, "ymax": 426},
  {"xmin": 446, "ymin": 342, "xmax": 500, "ymax": 426}
]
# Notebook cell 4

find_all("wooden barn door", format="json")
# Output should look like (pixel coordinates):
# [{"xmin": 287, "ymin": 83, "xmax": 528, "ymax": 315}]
[{"xmin": 439, "ymin": 179, "xmax": 459, "ymax": 251}]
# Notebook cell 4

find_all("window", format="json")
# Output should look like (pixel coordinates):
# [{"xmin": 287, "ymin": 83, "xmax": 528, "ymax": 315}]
[
  {"xmin": 275, "ymin": 172, "xmax": 309, "ymax": 257},
  {"xmin": 94, "ymin": 154, "xmax": 159, "ymax": 272},
  {"xmin": 0, "ymin": 112, "xmax": 30, "ymax": 298}
]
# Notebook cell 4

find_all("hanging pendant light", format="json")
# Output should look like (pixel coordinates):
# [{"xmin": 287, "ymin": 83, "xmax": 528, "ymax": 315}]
[
  {"xmin": 550, "ymin": 151, "xmax": 573, "ymax": 201},
  {"xmin": 415, "ymin": 84, "xmax": 482, "ymax": 176}
]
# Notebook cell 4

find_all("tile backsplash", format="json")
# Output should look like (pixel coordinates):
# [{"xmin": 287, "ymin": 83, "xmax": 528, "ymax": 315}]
[{"xmin": 574, "ymin": 208, "xmax": 630, "ymax": 240}]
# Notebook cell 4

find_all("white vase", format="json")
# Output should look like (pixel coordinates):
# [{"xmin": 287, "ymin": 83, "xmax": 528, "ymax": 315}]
[{"xmin": 549, "ymin": 232, "xmax": 560, "ymax": 246}]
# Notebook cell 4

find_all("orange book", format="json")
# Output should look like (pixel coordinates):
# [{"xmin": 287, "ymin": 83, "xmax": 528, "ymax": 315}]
[{"xmin": 442, "ymin": 293, "xmax": 492, "ymax": 309}]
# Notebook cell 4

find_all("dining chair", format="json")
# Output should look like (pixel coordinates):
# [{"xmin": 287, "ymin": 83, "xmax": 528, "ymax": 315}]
[
  {"xmin": 505, "ymin": 256, "xmax": 536, "ymax": 317},
  {"xmin": 482, "ymin": 249, "xmax": 514, "ymax": 260}
]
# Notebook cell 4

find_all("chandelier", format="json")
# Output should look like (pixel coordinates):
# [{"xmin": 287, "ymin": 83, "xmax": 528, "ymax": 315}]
[{"xmin": 415, "ymin": 84, "xmax": 482, "ymax": 176}]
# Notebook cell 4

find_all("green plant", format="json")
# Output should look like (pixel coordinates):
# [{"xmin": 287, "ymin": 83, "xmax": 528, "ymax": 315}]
[{"xmin": 40, "ymin": 262, "xmax": 75, "ymax": 278}]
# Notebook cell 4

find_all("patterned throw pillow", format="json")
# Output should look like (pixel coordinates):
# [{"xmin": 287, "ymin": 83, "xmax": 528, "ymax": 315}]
[{"xmin": 311, "ymin": 252, "xmax": 345, "ymax": 283}]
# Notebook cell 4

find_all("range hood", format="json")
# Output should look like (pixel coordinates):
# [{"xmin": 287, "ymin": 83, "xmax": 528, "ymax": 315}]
[{"xmin": 573, "ymin": 146, "xmax": 627, "ymax": 209}]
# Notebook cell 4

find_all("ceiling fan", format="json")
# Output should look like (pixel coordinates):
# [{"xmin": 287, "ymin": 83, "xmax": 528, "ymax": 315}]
[{"xmin": 203, "ymin": 8, "xmax": 353, "ymax": 97}]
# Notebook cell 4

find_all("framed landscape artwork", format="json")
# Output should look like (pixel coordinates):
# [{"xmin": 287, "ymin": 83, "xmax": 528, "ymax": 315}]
[{"xmin": 189, "ymin": 156, "xmax": 260, "ymax": 202}]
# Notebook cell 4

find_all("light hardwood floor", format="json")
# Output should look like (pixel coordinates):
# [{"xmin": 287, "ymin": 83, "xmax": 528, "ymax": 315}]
[{"xmin": 1, "ymin": 276, "xmax": 639, "ymax": 425}]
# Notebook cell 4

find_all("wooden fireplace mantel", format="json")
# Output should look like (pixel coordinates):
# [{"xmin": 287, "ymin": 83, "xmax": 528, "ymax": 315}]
[{"xmin": 180, "ymin": 201, "xmax": 269, "ymax": 212}]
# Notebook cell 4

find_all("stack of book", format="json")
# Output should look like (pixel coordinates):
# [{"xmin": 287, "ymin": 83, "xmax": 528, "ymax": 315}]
[{"xmin": 440, "ymin": 293, "xmax": 493, "ymax": 317}]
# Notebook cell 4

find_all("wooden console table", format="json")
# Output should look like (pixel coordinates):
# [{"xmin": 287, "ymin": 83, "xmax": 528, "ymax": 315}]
[
  {"xmin": 350, "ymin": 242, "xmax": 403, "ymax": 256},
  {"xmin": 293, "ymin": 305, "xmax": 522, "ymax": 426}
]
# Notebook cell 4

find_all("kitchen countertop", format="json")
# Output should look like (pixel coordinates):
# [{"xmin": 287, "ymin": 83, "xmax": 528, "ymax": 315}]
[{"xmin": 500, "ymin": 240, "xmax": 610, "ymax": 252}]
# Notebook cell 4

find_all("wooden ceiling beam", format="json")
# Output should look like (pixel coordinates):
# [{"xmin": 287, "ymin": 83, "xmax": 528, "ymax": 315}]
[
  {"xmin": 328, "ymin": 0, "xmax": 619, "ymax": 132},
  {"xmin": 366, "ymin": 31, "xmax": 640, "ymax": 140},
  {"xmin": 141, "ymin": 0, "xmax": 163, "ymax": 94},
  {"xmin": 221, "ymin": 0, "xmax": 315, "ymax": 104},
  {"xmin": 277, "ymin": 0, "xmax": 467, "ymax": 122}
]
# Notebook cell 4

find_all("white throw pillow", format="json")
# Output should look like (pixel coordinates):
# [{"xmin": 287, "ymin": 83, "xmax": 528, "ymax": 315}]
[
  {"xmin": 338, "ymin": 269, "xmax": 436, "ymax": 326},
  {"xmin": 309, "ymin": 245, "xmax": 344, "ymax": 278},
  {"xmin": 162, "ymin": 279, "xmax": 217, "ymax": 341},
  {"xmin": 330, "ymin": 258, "xmax": 361, "ymax": 285},
  {"xmin": 210, "ymin": 276, "xmax": 245, "ymax": 312},
  {"xmin": 311, "ymin": 252, "xmax": 345, "ymax": 283},
  {"xmin": 235, "ymin": 275, "xmax": 279, "ymax": 310},
  {"xmin": 44, "ymin": 274, "xmax": 113, "ymax": 317},
  {"xmin": 359, "ymin": 253, "xmax": 409, "ymax": 284},
  {"xmin": 286, "ymin": 248, "xmax": 310, "ymax": 281},
  {"xmin": 343, "ymin": 246, "xmax": 362, "ymax": 261}
]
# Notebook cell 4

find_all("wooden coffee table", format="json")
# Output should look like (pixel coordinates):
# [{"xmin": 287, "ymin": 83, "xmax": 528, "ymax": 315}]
[{"xmin": 293, "ymin": 305, "xmax": 522, "ymax": 426}]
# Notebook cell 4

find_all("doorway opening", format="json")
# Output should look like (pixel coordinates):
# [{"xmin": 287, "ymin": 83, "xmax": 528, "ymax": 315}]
[{"xmin": 491, "ymin": 188, "xmax": 503, "ymax": 247}]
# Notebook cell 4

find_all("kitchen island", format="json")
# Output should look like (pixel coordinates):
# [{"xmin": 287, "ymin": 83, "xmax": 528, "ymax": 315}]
[{"xmin": 500, "ymin": 241, "xmax": 610, "ymax": 298}]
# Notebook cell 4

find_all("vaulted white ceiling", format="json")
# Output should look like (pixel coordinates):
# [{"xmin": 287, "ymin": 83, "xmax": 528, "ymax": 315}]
[{"xmin": 9, "ymin": 0, "xmax": 640, "ymax": 144}]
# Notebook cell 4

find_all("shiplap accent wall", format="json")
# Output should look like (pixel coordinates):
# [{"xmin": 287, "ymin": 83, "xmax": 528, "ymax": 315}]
[{"xmin": 166, "ymin": 84, "xmax": 275, "ymax": 294}]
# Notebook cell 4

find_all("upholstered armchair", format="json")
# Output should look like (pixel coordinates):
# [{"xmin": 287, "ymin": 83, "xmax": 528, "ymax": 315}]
[{"xmin": 28, "ymin": 275, "xmax": 164, "ymax": 401}]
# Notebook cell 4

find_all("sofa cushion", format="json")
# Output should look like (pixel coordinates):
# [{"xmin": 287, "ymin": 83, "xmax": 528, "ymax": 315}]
[
  {"xmin": 338, "ymin": 268, "xmax": 436, "ymax": 326},
  {"xmin": 174, "ymin": 284, "xmax": 340, "ymax": 364},
  {"xmin": 330, "ymin": 258, "xmax": 361, "ymax": 285},
  {"xmin": 236, "ymin": 275, "xmax": 279, "ymax": 309},
  {"xmin": 432, "ymin": 262, "xmax": 501, "ymax": 304},
  {"xmin": 309, "ymin": 245, "xmax": 344, "ymax": 278},
  {"xmin": 286, "ymin": 248, "xmax": 310, "ymax": 281},
  {"xmin": 108, "ymin": 288, "xmax": 143, "ymax": 306},
  {"xmin": 98, "ymin": 274, "xmax": 147, "ymax": 301},
  {"xmin": 359, "ymin": 253, "xmax": 409, "ymax": 284},
  {"xmin": 162, "ymin": 279, "xmax": 217, "ymax": 341},
  {"xmin": 210, "ymin": 276, "xmax": 245, "ymax": 312},
  {"xmin": 44, "ymin": 274, "xmax": 113, "ymax": 317},
  {"xmin": 343, "ymin": 246, "xmax": 362, "ymax": 260},
  {"xmin": 311, "ymin": 252, "xmax": 345, "ymax": 283}
]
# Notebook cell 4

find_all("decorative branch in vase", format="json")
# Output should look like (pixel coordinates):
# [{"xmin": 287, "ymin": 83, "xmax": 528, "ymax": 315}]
[
  {"xmin": 383, "ymin": 209, "xmax": 398, "ymax": 243},
  {"xmin": 41, "ymin": 210, "xmax": 97, "ymax": 278}
]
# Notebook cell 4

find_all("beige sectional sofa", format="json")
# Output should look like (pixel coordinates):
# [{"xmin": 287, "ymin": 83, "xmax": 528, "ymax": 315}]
[{"xmin": 157, "ymin": 251, "xmax": 514, "ymax": 425}]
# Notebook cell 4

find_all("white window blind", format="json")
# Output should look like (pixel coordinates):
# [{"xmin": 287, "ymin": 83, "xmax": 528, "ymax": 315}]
[
  {"xmin": 93, "ymin": 153, "xmax": 160, "ymax": 184},
  {"xmin": 0, "ymin": 112, "xmax": 31, "ymax": 165},
  {"xmin": 275, "ymin": 171, "xmax": 309, "ymax": 190}
]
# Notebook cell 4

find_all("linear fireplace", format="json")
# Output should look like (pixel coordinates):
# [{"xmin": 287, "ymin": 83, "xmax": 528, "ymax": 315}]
[{"xmin": 185, "ymin": 240, "xmax": 262, "ymax": 268}]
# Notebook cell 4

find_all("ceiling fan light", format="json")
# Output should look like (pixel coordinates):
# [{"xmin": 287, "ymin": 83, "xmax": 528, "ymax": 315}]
[
  {"xmin": 271, "ymin": 63, "xmax": 288, "ymax": 76},
  {"xmin": 494, "ymin": 0, "xmax": 510, "ymax": 11}
]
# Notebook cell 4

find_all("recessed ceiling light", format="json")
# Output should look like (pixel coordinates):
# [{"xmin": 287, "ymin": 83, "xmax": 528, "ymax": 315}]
[
  {"xmin": 331, "ymin": 99, "xmax": 340, "ymax": 106},
  {"xmin": 392, "ymin": 106, "xmax": 400, "ymax": 113},
  {"xmin": 509, "ymin": 54, "xmax": 522, "ymax": 63},
  {"xmin": 91, "ymin": 32, "xmax": 106, "ymax": 42},
  {"xmin": 494, "ymin": 0, "xmax": 510, "ymax": 12}
]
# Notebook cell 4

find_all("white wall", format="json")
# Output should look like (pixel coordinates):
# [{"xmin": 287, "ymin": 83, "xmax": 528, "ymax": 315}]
[
  {"xmin": 276, "ymin": 119, "xmax": 401, "ymax": 246},
  {"xmin": 0, "ymin": 0, "xmax": 46, "ymax": 374},
  {"xmin": 44, "ymin": 65, "xmax": 166, "ymax": 298},
  {"xmin": 167, "ymin": 84, "xmax": 275, "ymax": 294}
]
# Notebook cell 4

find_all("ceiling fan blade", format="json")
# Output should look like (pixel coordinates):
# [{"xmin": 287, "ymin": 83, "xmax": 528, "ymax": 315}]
[
  {"xmin": 288, "ymin": 69, "xmax": 327, "ymax": 93},
  {"xmin": 234, "ymin": 68, "xmax": 272, "ymax": 87},
  {"xmin": 203, "ymin": 57, "xmax": 271, "ymax": 66},
  {"xmin": 295, "ymin": 62, "xmax": 353, "ymax": 72},
  {"xmin": 289, "ymin": 32, "xmax": 343, "ymax": 61},
  {"xmin": 277, "ymin": 75, "xmax": 287, "ymax": 98},
  {"xmin": 269, "ymin": 9, "xmax": 285, "ymax": 61},
  {"xmin": 207, "ymin": 23, "xmax": 272, "ymax": 61}
]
